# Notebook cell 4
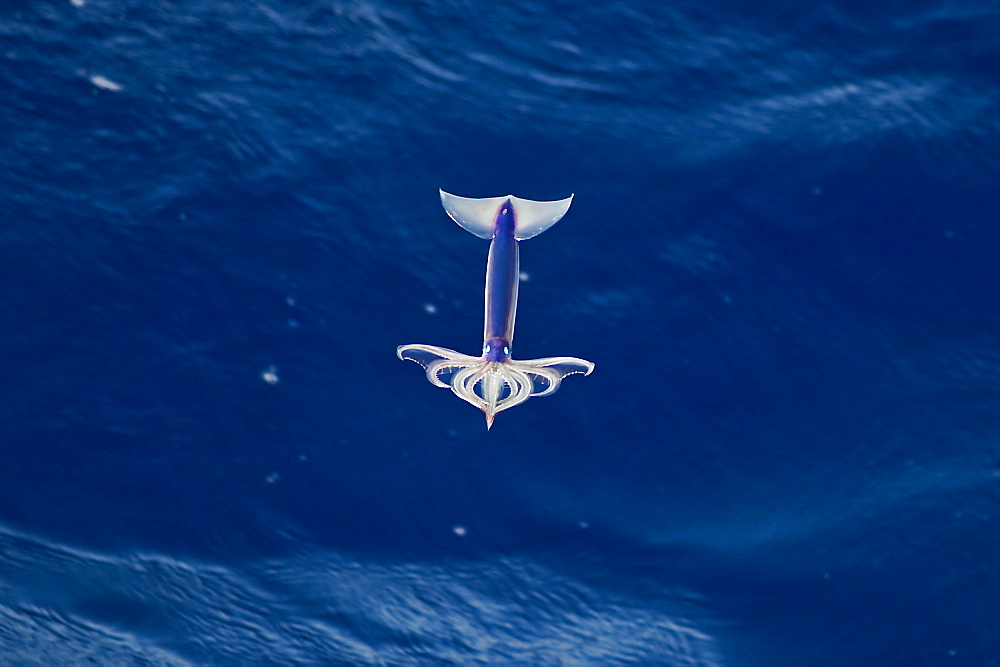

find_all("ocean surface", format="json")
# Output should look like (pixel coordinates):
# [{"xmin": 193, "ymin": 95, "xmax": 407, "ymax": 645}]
[{"xmin": 3, "ymin": 0, "xmax": 999, "ymax": 664}]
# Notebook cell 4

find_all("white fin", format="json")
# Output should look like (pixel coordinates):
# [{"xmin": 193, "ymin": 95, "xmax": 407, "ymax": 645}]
[
  {"xmin": 439, "ymin": 190, "xmax": 574, "ymax": 240},
  {"xmin": 508, "ymin": 194, "xmax": 574, "ymax": 240},
  {"xmin": 439, "ymin": 190, "xmax": 507, "ymax": 239}
]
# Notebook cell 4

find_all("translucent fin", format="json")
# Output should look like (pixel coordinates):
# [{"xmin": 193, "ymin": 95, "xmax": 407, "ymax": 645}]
[
  {"xmin": 439, "ymin": 190, "xmax": 507, "ymax": 239},
  {"xmin": 509, "ymin": 194, "xmax": 574, "ymax": 240},
  {"xmin": 511, "ymin": 356, "xmax": 595, "ymax": 397},
  {"xmin": 397, "ymin": 344, "xmax": 481, "ymax": 387},
  {"xmin": 439, "ymin": 190, "xmax": 574, "ymax": 241}
]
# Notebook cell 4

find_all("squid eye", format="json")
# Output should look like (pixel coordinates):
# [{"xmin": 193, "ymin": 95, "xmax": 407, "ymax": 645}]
[
  {"xmin": 485, "ymin": 343, "xmax": 491, "ymax": 353},
  {"xmin": 503, "ymin": 346, "xmax": 510, "ymax": 355}
]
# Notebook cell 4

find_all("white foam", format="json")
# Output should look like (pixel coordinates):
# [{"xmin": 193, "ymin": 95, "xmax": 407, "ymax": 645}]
[{"xmin": 89, "ymin": 75, "xmax": 123, "ymax": 92}]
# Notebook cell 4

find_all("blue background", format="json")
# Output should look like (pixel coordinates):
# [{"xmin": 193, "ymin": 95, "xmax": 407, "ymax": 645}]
[{"xmin": 2, "ymin": 0, "xmax": 999, "ymax": 663}]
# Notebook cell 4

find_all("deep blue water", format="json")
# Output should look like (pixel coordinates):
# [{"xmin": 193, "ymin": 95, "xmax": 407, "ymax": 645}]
[{"xmin": 3, "ymin": 0, "xmax": 1000, "ymax": 663}]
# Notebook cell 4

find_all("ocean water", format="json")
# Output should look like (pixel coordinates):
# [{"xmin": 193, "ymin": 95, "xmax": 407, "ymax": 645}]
[{"xmin": 3, "ymin": 0, "xmax": 999, "ymax": 663}]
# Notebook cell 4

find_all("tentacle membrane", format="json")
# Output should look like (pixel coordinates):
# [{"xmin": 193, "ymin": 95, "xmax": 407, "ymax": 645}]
[{"xmin": 397, "ymin": 344, "xmax": 594, "ymax": 428}]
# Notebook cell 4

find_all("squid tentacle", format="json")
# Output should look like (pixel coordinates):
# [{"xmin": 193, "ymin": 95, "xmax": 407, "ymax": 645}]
[{"xmin": 398, "ymin": 343, "xmax": 593, "ymax": 425}]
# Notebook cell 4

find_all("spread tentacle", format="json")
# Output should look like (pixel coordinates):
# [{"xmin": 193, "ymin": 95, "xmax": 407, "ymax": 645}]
[{"xmin": 397, "ymin": 344, "xmax": 594, "ymax": 425}]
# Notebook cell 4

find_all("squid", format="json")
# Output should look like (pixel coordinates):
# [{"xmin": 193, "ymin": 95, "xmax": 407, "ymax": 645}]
[{"xmin": 398, "ymin": 190, "xmax": 594, "ymax": 429}]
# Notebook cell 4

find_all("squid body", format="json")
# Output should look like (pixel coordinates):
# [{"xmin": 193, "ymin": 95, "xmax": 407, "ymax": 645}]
[{"xmin": 398, "ymin": 190, "xmax": 594, "ymax": 429}]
